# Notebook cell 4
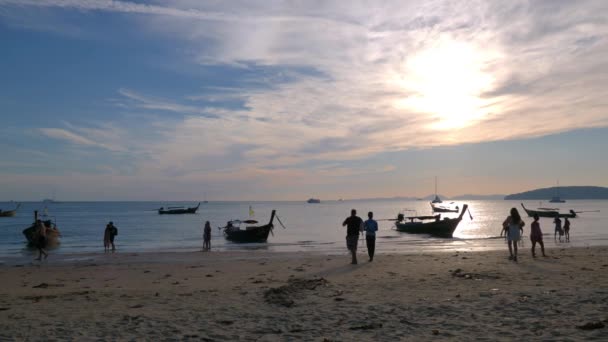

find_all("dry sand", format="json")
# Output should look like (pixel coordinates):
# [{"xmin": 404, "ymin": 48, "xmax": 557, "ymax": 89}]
[{"xmin": 1, "ymin": 246, "xmax": 607, "ymax": 341}]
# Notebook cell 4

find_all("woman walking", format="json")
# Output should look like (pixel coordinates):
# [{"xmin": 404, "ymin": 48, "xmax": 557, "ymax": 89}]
[
  {"xmin": 503, "ymin": 208, "xmax": 525, "ymax": 262},
  {"xmin": 530, "ymin": 214, "xmax": 547, "ymax": 258}
]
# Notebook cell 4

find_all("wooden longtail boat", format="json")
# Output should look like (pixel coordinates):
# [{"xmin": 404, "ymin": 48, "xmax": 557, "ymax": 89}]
[
  {"xmin": 223, "ymin": 210, "xmax": 276, "ymax": 243},
  {"xmin": 0, "ymin": 203, "xmax": 20, "ymax": 217},
  {"xmin": 158, "ymin": 203, "xmax": 200, "ymax": 215},
  {"xmin": 22, "ymin": 210, "xmax": 61, "ymax": 246},
  {"xmin": 520, "ymin": 203, "xmax": 576, "ymax": 218},
  {"xmin": 395, "ymin": 204, "xmax": 468, "ymax": 238},
  {"xmin": 430, "ymin": 202, "xmax": 459, "ymax": 213}
]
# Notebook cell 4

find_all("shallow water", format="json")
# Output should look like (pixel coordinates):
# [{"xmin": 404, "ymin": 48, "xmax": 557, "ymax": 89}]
[{"xmin": 1, "ymin": 200, "xmax": 607, "ymax": 260}]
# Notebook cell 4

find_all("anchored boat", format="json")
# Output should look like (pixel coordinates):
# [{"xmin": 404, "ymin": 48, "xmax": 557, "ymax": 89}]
[
  {"xmin": 222, "ymin": 210, "xmax": 276, "ymax": 243},
  {"xmin": 158, "ymin": 203, "xmax": 200, "ymax": 215},
  {"xmin": 395, "ymin": 204, "xmax": 469, "ymax": 238},
  {"xmin": 520, "ymin": 203, "xmax": 576, "ymax": 218}
]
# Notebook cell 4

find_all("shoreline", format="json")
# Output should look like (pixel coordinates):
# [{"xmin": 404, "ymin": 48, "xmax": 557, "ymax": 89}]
[
  {"xmin": 0, "ymin": 240, "xmax": 593, "ymax": 266},
  {"xmin": 1, "ymin": 246, "xmax": 607, "ymax": 340}
]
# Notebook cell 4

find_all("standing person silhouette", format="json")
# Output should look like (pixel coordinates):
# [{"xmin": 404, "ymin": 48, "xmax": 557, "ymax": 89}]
[
  {"xmin": 105, "ymin": 222, "xmax": 118, "ymax": 251},
  {"xmin": 364, "ymin": 212, "xmax": 378, "ymax": 262},
  {"xmin": 35, "ymin": 220, "xmax": 48, "ymax": 260},
  {"xmin": 563, "ymin": 217, "xmax": 571, "ymax": 242},
  {"xmin": 554, "ymin": 217, "xmax": 563, "ymax": 242},
  {"xmin": 530, "ymin": 214, "xmax": 547, "ymax": 258},
  {"xmin": 342, "ymin": 209, "xmax": 363, "ymax": 265},
  {"xmin": 203, "ymin": 221, "xmax": 211, "ymax": 251},
  {"xmin": 503, "ymin": 208, "xmax": 524, "ymax": 262}
]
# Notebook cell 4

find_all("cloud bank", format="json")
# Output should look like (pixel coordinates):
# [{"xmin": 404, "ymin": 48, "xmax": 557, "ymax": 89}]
[{"xmin": 2, "ymin": 0, "xmax": 608, "ymax": 199}]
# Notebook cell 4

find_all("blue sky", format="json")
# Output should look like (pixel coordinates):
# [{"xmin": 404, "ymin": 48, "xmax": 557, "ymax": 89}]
[{"xmin": 1, "ymin": 0, "xmax": 607, "ymax": 201}]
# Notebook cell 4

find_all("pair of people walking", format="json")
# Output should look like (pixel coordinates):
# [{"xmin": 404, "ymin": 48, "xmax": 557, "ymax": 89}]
[
  {"xmin": 503, "ymin": 208, "xmax": 549, "ymax": 261},
  {"xmin": 342, "ymin": 209, "xmax": 377, "ymax": 264}
]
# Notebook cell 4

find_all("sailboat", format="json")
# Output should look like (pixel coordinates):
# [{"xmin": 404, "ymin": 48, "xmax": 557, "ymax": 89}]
[
  {"xmin": 549, "ymin": 181, "xmax": 566, "ymax": 203},
  {"xmin": 431, "ymin": 176, "xmax": 442, "ymax": 203}
]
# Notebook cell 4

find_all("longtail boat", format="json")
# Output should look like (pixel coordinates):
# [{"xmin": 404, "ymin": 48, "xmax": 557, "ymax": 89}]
[
  {"xmin": 158, "ymin": 203, "xmax": 200, "ymax": 215},
  {"xmin": 22, "ymin": 210, "xmax": 61, "ymax": 246},
  {"xmin": 0, "ymin": 203, "xmax": 20, "ymax": 217},
  {"xmin": 430, "ymin": 202, "xmax": 459, "ymax": 213},
  {"xmin": 520, "ymin": 203, "xmax": 576, "ymax": 218},
  {"xmin": 395, "ymin": 204, "xmax": 469, "ymax": 238},
  {"xmin": 223, "ymin": 210, "xmax": 276, "ymax": 243}
]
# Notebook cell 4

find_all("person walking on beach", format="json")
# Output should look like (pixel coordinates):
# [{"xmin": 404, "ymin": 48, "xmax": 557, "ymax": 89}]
[
  {"xmin": 105, "ymin": 222, "xmax": 118, "ymax": 251},
  {"xmin": 564, "ymin": 217, "xmax": 571, "ymax": 242},
  {"xmin": 503, "ymin": 208, "xmax": 524, "ymax": 262},
  {"xmin": 203, "ymin": 221, "xmax": 211, "ymax": 251},
  {"xmin": 103, "ymin": 223, "xmax": 111, "ymax": 252},
  {"xmin": 364, "ymin": 212, "xmax": 378, "ymax": 262},
  {"xmin": 343, "ymin": 209, "xmax": 363, "ymax": 265},
  {"xmin": 554, "ymin": 217, "xmax": 563, "ymax": 242},
  {"xmin": 530, "ymin": 214, "xmax": 547, "ymax": 258},
  {"xmin": 35, "ymin": 220, "xmax": 48, "ymax": 260}
]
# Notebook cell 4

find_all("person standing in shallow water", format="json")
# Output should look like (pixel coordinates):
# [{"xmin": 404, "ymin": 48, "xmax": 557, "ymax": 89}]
[
  {"xmin": 564, "ymin": 217, "xmax": 571, "ymax": 242},
  {"xmin": 503, "ymin": 208, "xmax": 524, "ymax": 262},
  {"xmin": 105, "ymin": 222, "xmax": 118, "ymax": 252},
  {"xmin": 554, "ymin": 217, "xmax": 563, "ymax": 242},
  {"xmin": 343, "ymin": 209, "xmax": 363, "ymax": 265},
  {"xmin": 530, "ymin": 214, "xmax": 547, "ymax": 258},
  {"xmin": 364, "ymin": 212, "xmax": 378, "ymax": 262},
  {"xmin": 203, "ymin": 221, "xmax": 211, "ymax": 251},
  {"xmin": 35, "ymin": 220, "xmax": 48, "ymax": 260}
]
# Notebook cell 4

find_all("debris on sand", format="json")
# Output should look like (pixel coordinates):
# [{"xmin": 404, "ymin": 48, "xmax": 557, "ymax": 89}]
[
  {"xmin": 451, "ymin": 269, "xmax": 500, "ymax": 280},
  {"xmin": 264, "ymin": 277, "xmax": 328, "ymax": 307},
  {"xmin": 576, "ymin": 321, "xmax": 605, "ymax": 330},
  {"xmin": 349, "ymin": 323, "xmax": 383, "ymax": 330}
]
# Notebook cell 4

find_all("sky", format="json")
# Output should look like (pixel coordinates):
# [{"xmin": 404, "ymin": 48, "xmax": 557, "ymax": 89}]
[{"xmin": 0, "ymin": 0, "xmax": 607, "ymax": 201}]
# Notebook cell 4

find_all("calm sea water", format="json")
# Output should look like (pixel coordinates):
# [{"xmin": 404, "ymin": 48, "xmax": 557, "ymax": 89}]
[{"xmin": 1, "ymin": 200, "xmax": 607, "ymax": 260}]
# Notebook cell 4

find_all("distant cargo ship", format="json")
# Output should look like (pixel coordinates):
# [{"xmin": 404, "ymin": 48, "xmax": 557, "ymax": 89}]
[{"xmin": 307, "ymin": 198, "xmax": 321, "ymax": 204}]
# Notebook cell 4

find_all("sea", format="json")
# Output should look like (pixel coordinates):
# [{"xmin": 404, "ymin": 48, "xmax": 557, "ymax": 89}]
[{"xmin": 1, "ymin": 200, "xmax": 607, "ymax": 261}]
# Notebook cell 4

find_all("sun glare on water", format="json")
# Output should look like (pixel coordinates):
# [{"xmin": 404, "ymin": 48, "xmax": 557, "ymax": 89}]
[{"xmin": 394, "ymin": 40, "xmax": 500, "ymax": 130}]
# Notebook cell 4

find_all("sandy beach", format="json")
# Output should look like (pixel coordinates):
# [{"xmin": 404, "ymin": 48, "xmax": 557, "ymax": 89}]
[{"xmin": 1, "ymin": 246, "xmax": 607, "ymax": 341}]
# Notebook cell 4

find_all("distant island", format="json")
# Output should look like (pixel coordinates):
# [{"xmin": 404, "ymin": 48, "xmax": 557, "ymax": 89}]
[{"xmin": 504, "ymin": 186, "xmax": 608, "ymax": 200}]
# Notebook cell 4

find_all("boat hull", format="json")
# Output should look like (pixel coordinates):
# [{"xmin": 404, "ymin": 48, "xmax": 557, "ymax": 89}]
[
  {"xmin": 430, "ymin": 202, "xmax": 459, "ymax": 213},
  {"xmin": 223, "ymin": 210, "xmax": 276, "ymax": 243},
  {"xmin": 395, "ymin": 218, "xmax": 461, "ymax": 238},
  {"xmin": 158, "ymin": 203, "xmax": 200, "ymax": 215},
  {"xmin": 22, "ymin": 223, "xmax": 61, "ymax": 247},
  {"xmin": 0, "ymin": 210, "xmax": 17, "ymax": 217},
  {"xmin": 224, "ymin": 225, "xmax": 273, "ymax": 243},
  {"xmin": 521, "ymin": 203, "xmax": 576, "ymax": 218}
]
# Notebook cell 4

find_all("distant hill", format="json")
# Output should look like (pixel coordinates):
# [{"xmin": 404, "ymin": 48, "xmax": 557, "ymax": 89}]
[
  {"xmin": 504, "ymin": 186, "xmax": 608, "ymax": 200},
  {"xmin": 451, "ymin": 194, "xmax": 506, "ymax": 200}
]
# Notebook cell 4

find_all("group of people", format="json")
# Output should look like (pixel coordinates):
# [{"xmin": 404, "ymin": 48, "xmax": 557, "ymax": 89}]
[
  {"xmin": 342, "ymin": 209, "xmax": 378, "ymax": 264},
  {"xmin": 553, "ymin": 216, "xmax": 571, "ymax": 242},
  {"xmin": 502, "ymin": 208, "xmax": 574, "ymax": 262}
]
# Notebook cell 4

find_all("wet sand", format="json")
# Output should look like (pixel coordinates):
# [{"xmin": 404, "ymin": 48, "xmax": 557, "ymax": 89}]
[{"xmin": 1, "ymin": 246, "xmax": 607, "ymax": 341}]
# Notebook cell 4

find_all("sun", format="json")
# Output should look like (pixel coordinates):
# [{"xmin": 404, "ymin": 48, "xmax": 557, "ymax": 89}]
[{"xmin": 394, "ymin": 39, "xmax": 500, "ymax": 130}]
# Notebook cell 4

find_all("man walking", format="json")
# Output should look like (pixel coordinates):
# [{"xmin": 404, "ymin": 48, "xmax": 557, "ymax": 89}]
[
  {"xmin": 342, "ymin": 209, "xmax": 363, "ymax": 264},
  {"xmin": 364, "ymin": 212, "xmax": 378, "ymax": 262}
]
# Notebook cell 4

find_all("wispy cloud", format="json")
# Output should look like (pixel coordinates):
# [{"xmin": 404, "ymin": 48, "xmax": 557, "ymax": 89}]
[{"xmin": 3, "ymin": 0, "xmax": 608, "ymax": 199}]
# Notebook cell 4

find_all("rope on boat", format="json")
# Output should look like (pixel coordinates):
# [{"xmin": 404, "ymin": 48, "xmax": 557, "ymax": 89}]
[{"xmin": 275, "ymin": 214, "xmax": 287, "ymax": 229}]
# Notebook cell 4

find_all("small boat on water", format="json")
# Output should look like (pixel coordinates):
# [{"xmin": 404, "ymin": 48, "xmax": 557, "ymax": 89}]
[
  {"xmin": 222, "ymin": 210, "xmax": 276, "ymax": 243},
  {"xmin": 521, "ymin": 203, "xmax": 576, "ymax": 218},
  {"xmin": 395, "ymin": 204, "xmax": 469, "ymax": 238},
  {"xmin": 158, "ymin": 203, "xmax": 200, "ymax": 215},
  {"xmin": 0, "ymin": 203, "xmax": 20, "ymax": 217},
  {"xmin": 307, "ymin": 198, "xmax": 320, "ymax": 204},
  {"xmin": 22, "ymin": 210, "xmax": 61, "ymax": 246},
  {"xmin": 431, "ymin": 176, "xmax": 442, "ymax": 203},
  {"xmin": 430, "ymin": 202, "xmax": 459, "ymax": 213}
]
